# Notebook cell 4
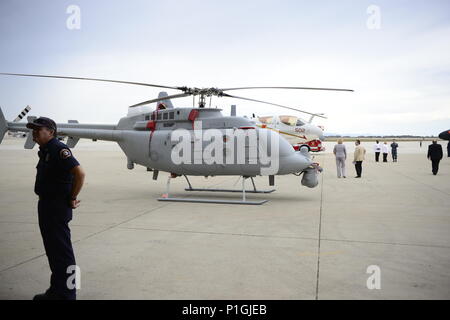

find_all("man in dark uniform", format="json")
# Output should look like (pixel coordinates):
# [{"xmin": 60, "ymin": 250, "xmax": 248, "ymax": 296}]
[
  {"xmin": 427, "ymin": 140, "xmax": 443, "ymax": 175},
  {"xmin": 390, "ymin": 139, "xmax": 399, "ymax": 162},
  {"xmin": 26, "ymin": 117, "xmax": 85, "ymax": 300}
]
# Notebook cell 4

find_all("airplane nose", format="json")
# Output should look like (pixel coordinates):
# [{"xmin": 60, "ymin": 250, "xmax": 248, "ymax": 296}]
[
  {"xmin": 316, "ymin": 129, "xmax": 325, "ymax": 141},
  {"xmin": 308, "ymin": 124, "xmax": 324, "ymax": 141}
]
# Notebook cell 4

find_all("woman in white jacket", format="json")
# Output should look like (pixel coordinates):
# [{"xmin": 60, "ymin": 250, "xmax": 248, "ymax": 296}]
[{"xmin": 382, "ymin": 141, "xmax": 389, "ymax": 162}]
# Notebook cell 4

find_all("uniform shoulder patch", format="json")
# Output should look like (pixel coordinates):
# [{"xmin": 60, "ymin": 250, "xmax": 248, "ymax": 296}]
[{"xmin": 60, "ymin": 148, "xmax": 72, "ymax": 159}]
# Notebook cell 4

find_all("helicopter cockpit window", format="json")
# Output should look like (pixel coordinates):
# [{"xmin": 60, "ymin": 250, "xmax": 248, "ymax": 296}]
[
  {"xmin": 163, "ymin": 112, "xmax": 168, "ymax": 120},
  {"xmin": 169, "ymin": 111, "xmax": 174, "ymax": 120},
  {"xmin": 258, "ymin": 116, "xmax": 273, "ymax": 124},
  {"xmin": 279, "ymin": 115, "xmax": 298, "ymax": 126},
  {"xmin": 296, "ymin": 119, "xmax": 305, "ymax": 126},
  {"xmin": 157, "ymin": 113, "xmax": 162, "ymax": 120}
]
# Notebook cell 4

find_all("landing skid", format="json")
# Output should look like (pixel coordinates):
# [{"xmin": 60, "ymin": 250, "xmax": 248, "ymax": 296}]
[
  {"xmin": 184, "ymin": 188, "xmax": 275, "ymax": 193},
  {"xmin": 184, "ymin": 175, "xmax": 275, "ymax": 194},
  {"xmin": 158, "ymin": 198, "xmax": 268, "ymax": 205},
  {"xmin": 157, "ymin": 175, "xmax": 273, "ymax": 205}
]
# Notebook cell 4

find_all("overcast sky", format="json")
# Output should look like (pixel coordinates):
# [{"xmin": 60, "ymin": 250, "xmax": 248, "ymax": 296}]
[{"xmin": 0, "ymin": 0, "xmax": 449, "ymax": 135}]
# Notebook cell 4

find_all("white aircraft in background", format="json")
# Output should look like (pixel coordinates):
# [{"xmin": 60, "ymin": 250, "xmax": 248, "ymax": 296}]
[{"xmin": 250, "ymin": 113, "xmax": 326, "ymax": 152}]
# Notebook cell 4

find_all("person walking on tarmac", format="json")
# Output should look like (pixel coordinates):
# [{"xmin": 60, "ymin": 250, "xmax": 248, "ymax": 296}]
[
  {"xmin": 373, "ymin": 140, "xmax": 381, "ymax": 162},
  {"xmin": 382, "ymin": 141, "xmax": 389, "ymax": 162},
  {"xmin": 353, "ymin": 140, "xmax": 366, "ymax": 178},
  {"xmin": 26, "ymin": 117, "xmax": 85, "ymax": 300},
  {"xmin": 427, "ymin": 140, "xmax": 443, "ymax": 175},
  {"xmin": 333, "ymin": 138, "xmax": 347, "ymax": 178},
  {"xmin": 390, "ymin": 139, "xmax": 399, "ymax": 162}
]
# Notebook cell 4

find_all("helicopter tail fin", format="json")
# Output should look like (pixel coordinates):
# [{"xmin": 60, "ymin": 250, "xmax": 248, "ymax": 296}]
[
  {"xmin": 66, "ymin": 120, "xmax": 80, "ymax": 148},
  {"xmin": 157, "ymin": 91, "xmax": 174, "ymax": 109},
  {"xmin": 230, "ymin": 105, "xmax": 236, "ymax": 116},
  {"xmin": 0, "ymin": 106, "xmax": 8, "ymax": 144}
]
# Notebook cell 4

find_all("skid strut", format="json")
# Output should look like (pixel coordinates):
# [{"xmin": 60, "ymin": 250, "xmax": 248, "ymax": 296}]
[{"xmin": 157, "ymin": 175, "xmax": 274, "ymax": 205}]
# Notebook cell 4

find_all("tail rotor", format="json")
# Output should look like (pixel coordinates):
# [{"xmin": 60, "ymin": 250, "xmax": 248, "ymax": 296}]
[{"xmin": 13, "ymin": 105, "xmax": 31, "ymax": 122}]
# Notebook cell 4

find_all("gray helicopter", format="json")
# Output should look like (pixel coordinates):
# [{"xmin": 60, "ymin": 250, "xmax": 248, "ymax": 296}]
[{"xmin": 0, "ymin": 72, "xmax": 353, "ymax": 204}]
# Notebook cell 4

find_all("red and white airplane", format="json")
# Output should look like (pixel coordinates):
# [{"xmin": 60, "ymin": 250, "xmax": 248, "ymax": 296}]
[{"xmin": 251, "ymin": 113, "xmax": 326, "ymax": 152}]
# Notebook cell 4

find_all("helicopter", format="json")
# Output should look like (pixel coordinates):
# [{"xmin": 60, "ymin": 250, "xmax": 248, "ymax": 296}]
[{"xmin": 0, "ymin": 72, "xmax": 353, "ymax": 205}]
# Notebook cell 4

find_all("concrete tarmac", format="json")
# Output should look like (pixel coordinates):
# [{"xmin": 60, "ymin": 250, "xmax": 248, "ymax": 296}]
[{"xmin": 0, "ymin": 137, "xmax": 449, "ymax": 299}]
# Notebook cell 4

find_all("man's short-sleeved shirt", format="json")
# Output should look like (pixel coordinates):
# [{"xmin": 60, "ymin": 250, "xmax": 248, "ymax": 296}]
[
  {"xmin": 390, "ymin": 143, "xmax": 398, "ymax": 151},
  {"xmin": 35, "ymin": 137, "xmax": 80, "ymax": 198}
]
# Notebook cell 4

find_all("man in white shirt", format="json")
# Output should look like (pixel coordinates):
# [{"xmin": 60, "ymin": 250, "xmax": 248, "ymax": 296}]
[{"xmin": 373, "ymin": 140, "xmax": 381, "ymax": 162}]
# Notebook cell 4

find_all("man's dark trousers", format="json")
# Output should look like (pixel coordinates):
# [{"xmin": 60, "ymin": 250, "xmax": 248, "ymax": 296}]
[
  {"xmin": 431, "ymin": 160, "xmax": 440, "ymax": 175},
  {"xmin": 392, "ymin": 150, "xmax": 397, "ymax": 162},
  {"xmin": 355, "ymin": 161, "xmax": 363, "ymax": 177},
  {"xmin": 38, "ymin": 197, "xmax": 76, "ymax": 300}
]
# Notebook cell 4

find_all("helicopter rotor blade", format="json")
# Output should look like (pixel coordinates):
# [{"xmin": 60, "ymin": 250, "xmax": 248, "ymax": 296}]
[
  {"xmin": 129, "ymin": 93, "xmax": 191, "ymax": 108},
  {"xmin": 220, "ymin": 93, "xmax": 327, "ymax": 118},
  {"xmin": 220, "ymin": 86, "xmax": 354, "ymax": 92},
  {"xmin": 0, "ymin": 72, "xmax": 182, "ymax": 90},
  {"xmin": 0, "ymin": 72, "xmax": 348, "ymax": 116}
]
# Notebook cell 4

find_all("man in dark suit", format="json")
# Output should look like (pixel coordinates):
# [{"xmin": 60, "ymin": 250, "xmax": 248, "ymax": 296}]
[{"xmin": 427, "ymin": 140, "xmax": 443, "ymax": 175}]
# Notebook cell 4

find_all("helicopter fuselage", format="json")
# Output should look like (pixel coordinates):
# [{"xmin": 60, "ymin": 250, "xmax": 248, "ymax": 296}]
[{"xmin": 115, "ymin": 108, "xmax": 314, "ymax": 177}]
